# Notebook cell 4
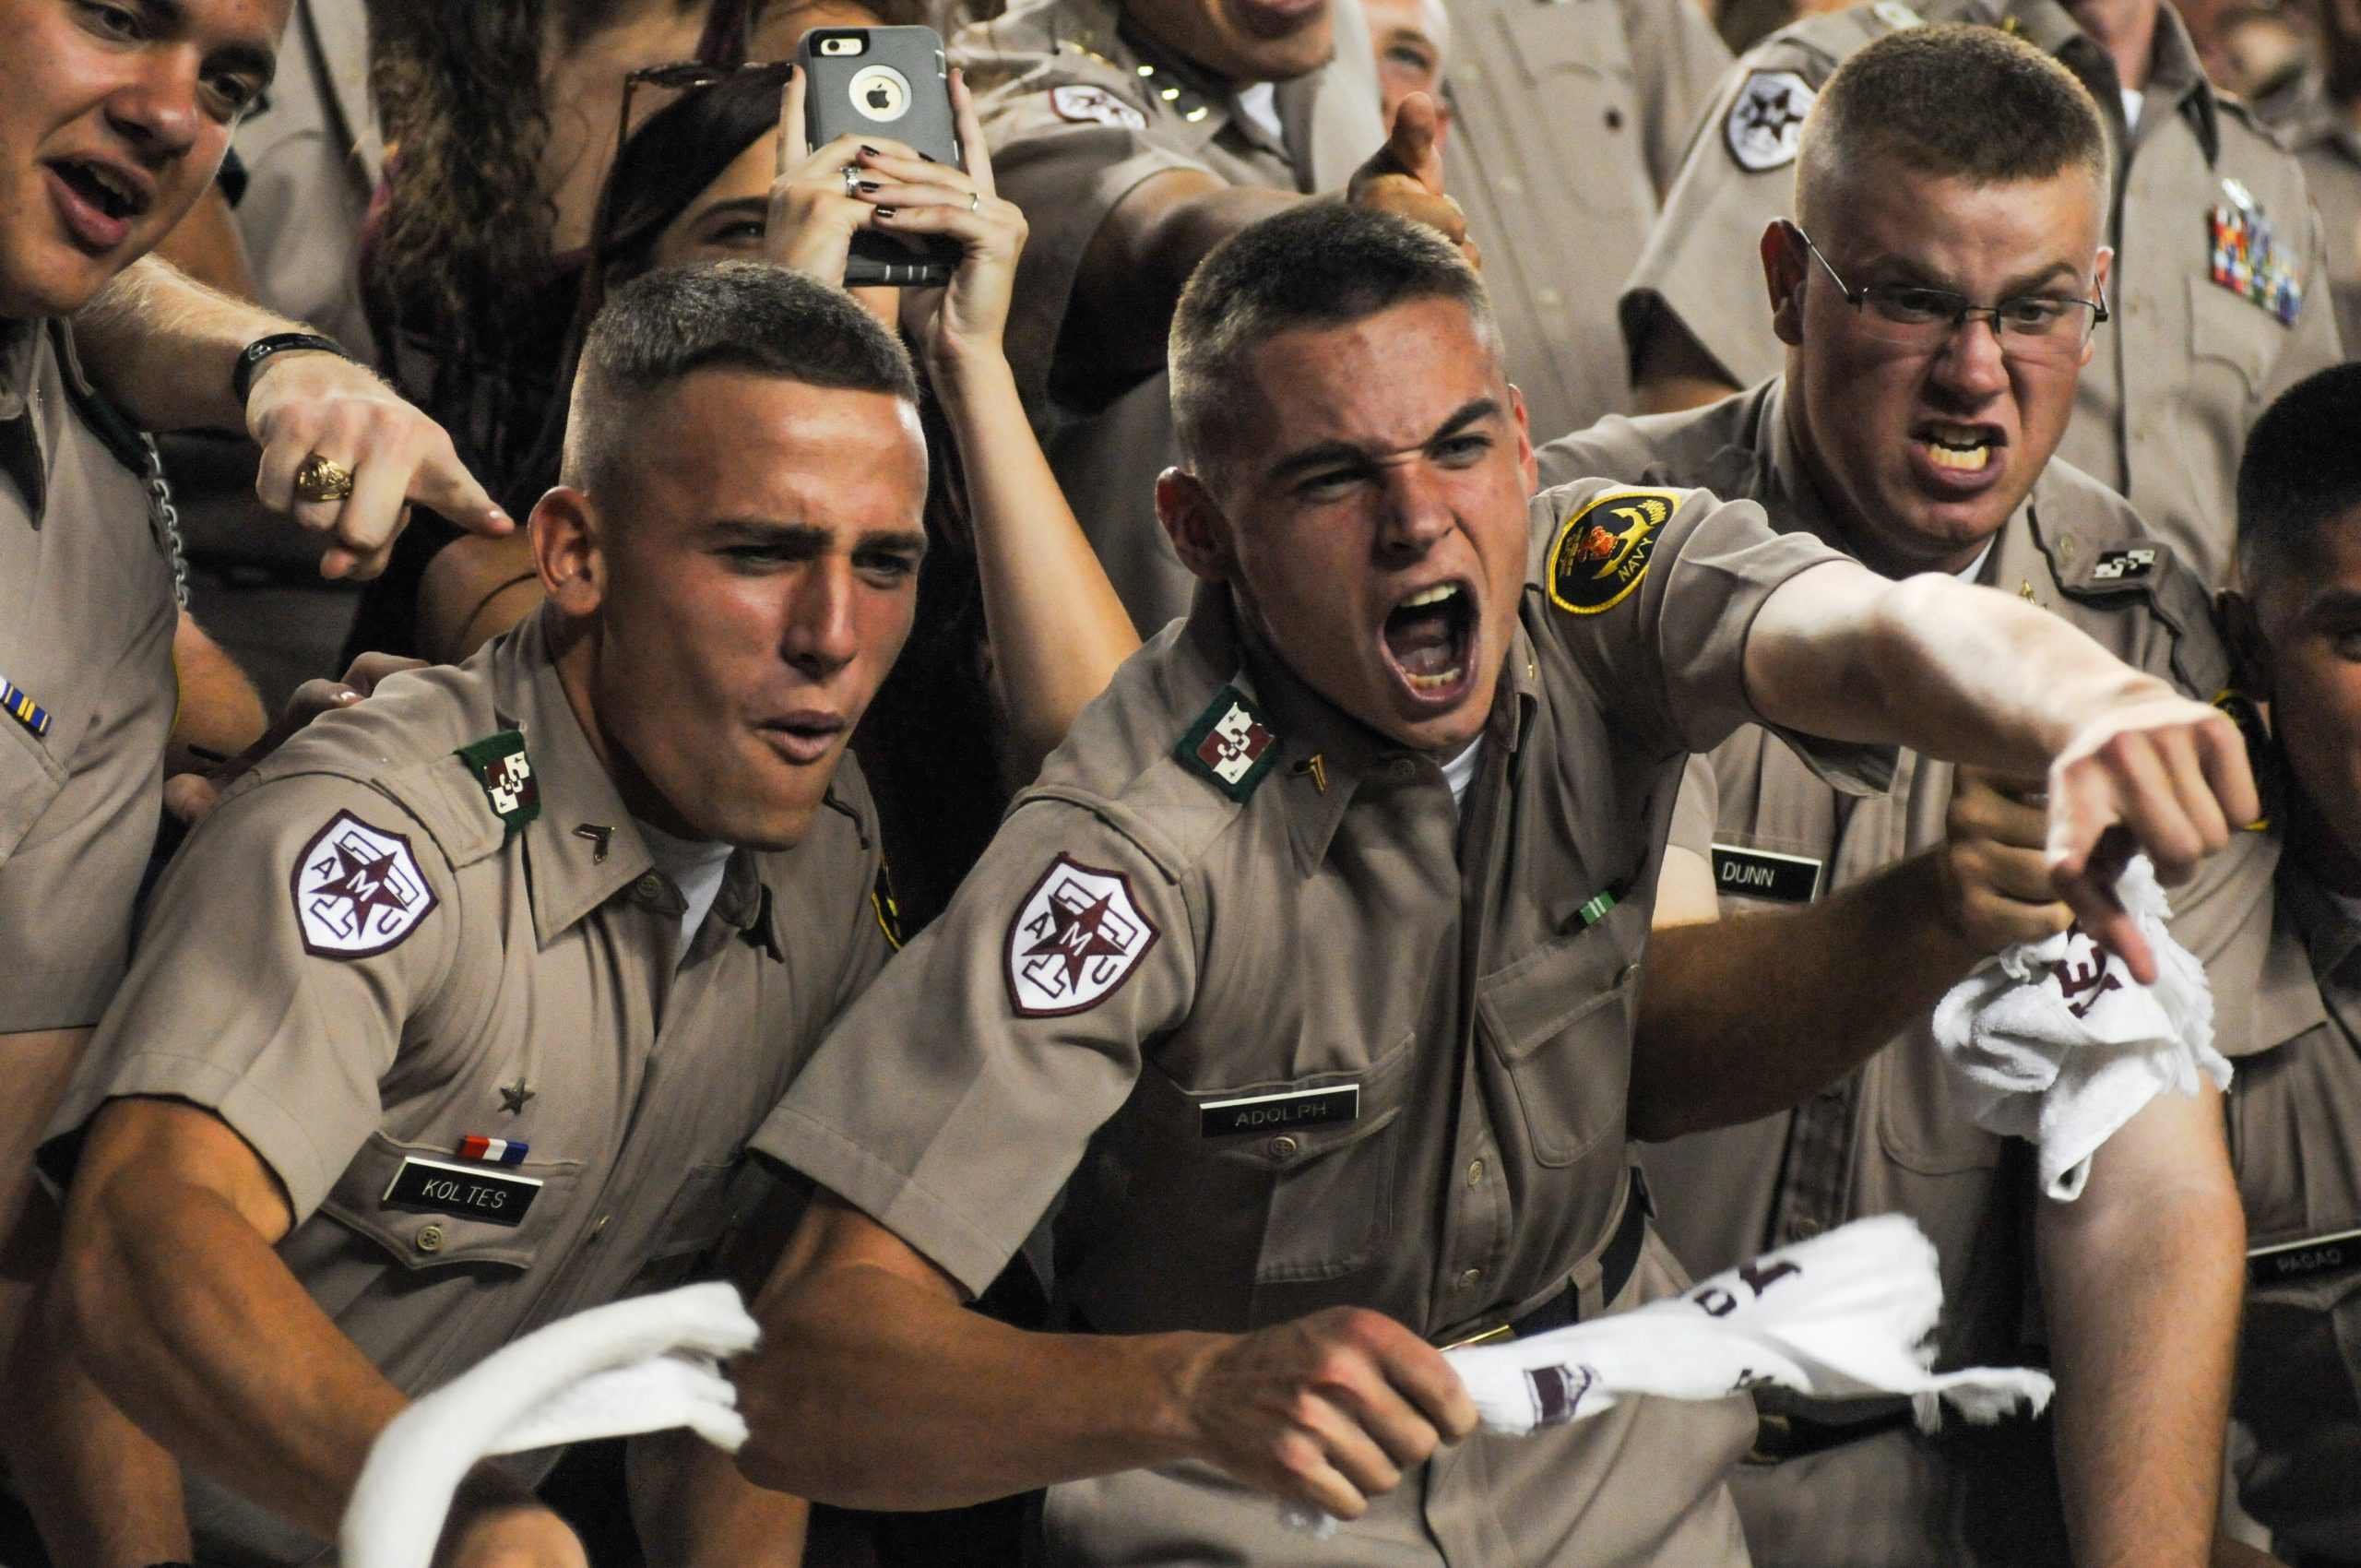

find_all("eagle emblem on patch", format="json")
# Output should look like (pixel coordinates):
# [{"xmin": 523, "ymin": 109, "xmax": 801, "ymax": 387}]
[
  {"xmin": 1005, "ymin": 854, "xmax": 1160, "ymax": 1016},
  {"xmin": 1548, "ymin": 490, "xmax": 1676, "ymax": 615},
  {"xmin": 1051, "ymin": 83, "xmax": 1148, "ymax": 130},
  {"xmin": 455, "ymin": 730, "xmax": 540, "ymax": 836},
  {"xmin": 1726, "ymin": 71, "xmax": 1814, "ymax": 172},
  {"xmin": 292, "ymin": 811, "xmax": 438, "ymax": 958},
  {"xmin": 1175, "ymin": 684, "xmax": 1280, "ymax": 802}
]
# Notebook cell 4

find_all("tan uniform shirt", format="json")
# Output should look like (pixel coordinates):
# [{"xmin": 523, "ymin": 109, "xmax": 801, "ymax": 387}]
[
  {"xmin": 2224, "ymin": 867, "xmax": 2361, "ymax": 1561},
  {"xmin": 1539, "ymin": 379, "xmax": 2294, "ymax": 1567},
  {"xmin": 0, "ymin": 318, "xmax": 177, "ymax": 1034},
  {"xmin": 1440, "ymin": 0, "xmax": 1731, "ymax": 444},
  {"xmin": 953, "ymin": 0, "xmax": 1384, "ymax": 635},
  {"xmin": 2261, "ymin": 69, "xmax": 2361, "ymax": 353},
  {"xmin": 228, "ymin": 0, "xmax": 380, "ymax": 356},
  {"xmin": 1619, "ymin": 0, "xmax": 2345, "ymax": 589},
  {"xmin": 47, "ymin": 610, "xmax": 891, "ymax": 1565},
  {"xmin": 756, "ymin": 476, "xmax": 1893, "ymax": 1567}
]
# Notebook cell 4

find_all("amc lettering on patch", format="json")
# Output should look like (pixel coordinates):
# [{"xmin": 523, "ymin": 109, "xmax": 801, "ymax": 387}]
[
  {"xmin": 1548, "ymin": 490, "xmax": 1675, "ymax": 615},
  {"xmin": 1711, "ymin": 844, "xmax": 1822, "ymax": 905},
  {"xmin": 2248, "ymin": 1227, "xmax": 2361, "ymax": 1289},
  {"xmin": 1005, "ymin": 854, "xmax": 1161, "ymax": 1016},
  {"xmin": 1199, "ymin": 1083, "xmax": 1360, "ymax": 1138},
  {"xmin": 381, "ymin": 1155, "xmax": 543, "ymax": 1228}
]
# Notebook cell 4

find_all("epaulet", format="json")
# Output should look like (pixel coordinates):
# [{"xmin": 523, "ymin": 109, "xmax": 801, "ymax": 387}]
[
  {"xmin": 2039, "ymin": 489, "xmax": 2230, "ymax": 698},
  {"xmin": 48, "ymin": 320, "xmax": 149, "ymax": 479},
  {"xmin": 1760, "ymin": 3, "xmax": 1892, "ymax": 69}
]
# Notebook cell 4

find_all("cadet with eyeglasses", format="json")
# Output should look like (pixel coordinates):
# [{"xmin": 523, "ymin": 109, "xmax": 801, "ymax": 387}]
[
  {"xmin": 1619, "ymin": 0, "xmax": 2343, "ymax": 589},
  {"xmin": 1546, "ymin": 28, "xmax": 2296, "ymax": 1568}
]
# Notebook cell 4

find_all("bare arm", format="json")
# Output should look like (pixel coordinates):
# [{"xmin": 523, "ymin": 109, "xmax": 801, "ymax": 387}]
[
  {"xmin": 629, "ymin": 1427, "xmax": 808, "ymax": 1568},
  {"xmin": 74, "ymin": 256, "xmax": 507, "ymax": 578},
  {"xmin": 1746, "ymin": 564, "xmax": 2259, "ymax": 977},
  {"xmin": 164, "ymin": 610, "xmax": 268, "ymax": 778},
  {"xmin": 732, "ymin": 1191, "xmax": 1474, "ymax": 1520},
  {"xmin": 2038, "ymin": 1084, "xmax": 2245, "ymax": 1568}
]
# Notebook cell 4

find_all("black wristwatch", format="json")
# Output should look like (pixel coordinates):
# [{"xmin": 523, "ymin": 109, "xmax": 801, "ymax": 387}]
[{"xmin": 231, "ymin": 330, "xmax": 349, "ymax": 407}]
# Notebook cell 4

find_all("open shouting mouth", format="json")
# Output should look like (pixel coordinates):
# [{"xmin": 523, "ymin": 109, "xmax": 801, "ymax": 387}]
[
  {"xmin": 1382, "ymin": 578, "xmax": 1477, "ymax": 707},
  {"xmin": 44, "ymin": 156, "xmax": 153, "ymax": 252}
]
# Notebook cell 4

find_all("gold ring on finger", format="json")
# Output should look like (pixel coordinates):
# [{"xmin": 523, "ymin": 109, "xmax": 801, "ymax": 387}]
[
  {"xmin": 293, "ymin": 453, "xmax": 356, "ymax": 504},
  {"xmin": 969, "ymin": 190, "xmax": 980, "ymax": 212}
]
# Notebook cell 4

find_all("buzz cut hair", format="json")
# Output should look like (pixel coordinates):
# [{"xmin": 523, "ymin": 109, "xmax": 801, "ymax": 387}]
[
  {"xmin": 562, "ymin": 260, "xmax": 919, "ymax": 493},
  {"xmin": 2236, "ymin": 364, "xmax": 2361, "ymax": 597},
  {"xmin": 1797, "ymin": 24, "xmax": 2109, "ymax": 229},
  {"xmin": 1169, "ymin": 204, "xmax": 1497, "ymax": 480}
]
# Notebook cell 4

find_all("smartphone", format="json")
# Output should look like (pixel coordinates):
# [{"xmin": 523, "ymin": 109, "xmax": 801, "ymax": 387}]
[{"xmin": 797, "ymin": 25, "xmax": 964, "ymax": 287}]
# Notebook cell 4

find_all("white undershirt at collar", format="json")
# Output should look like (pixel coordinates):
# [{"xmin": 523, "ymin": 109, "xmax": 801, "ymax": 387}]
[
  {"xmin": 1442, "ymin": 738, "xmax": 1485, "ymax": 812},
  {"xmin": 1235, "ymin": 81, "xmax": 1285, "ymax": 142},
  {"xmin": 635, "ymin": 817, "xmax": 734, "ymax": 965}
]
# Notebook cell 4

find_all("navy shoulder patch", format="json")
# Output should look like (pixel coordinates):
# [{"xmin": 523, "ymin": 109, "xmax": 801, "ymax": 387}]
[
  {"xmin": 871, "ymin": 860, "xmax": 907, "ymax": 950},
  {"xmin": 455, "ymin": 730, "xmax": 540, "ymax": 836},
  {"xmin": 1726, "ymin": 71, "xmax": 1815, "ymax": 172},
  {"xmin": 293, "ymin": 810, "xmax": 439, "ymax": 958},
  {"xmin": 1548, "ymin": 490, "xmax": 1676, "ymax": 616},
  {"xmin": 1175, "ymin": 684, "xmax": 1281, "ymax": 802}
]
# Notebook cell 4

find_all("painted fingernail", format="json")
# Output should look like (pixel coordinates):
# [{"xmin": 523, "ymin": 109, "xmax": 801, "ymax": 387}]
[
  {"xmin": 860, "ymin": 143, "xmax": 880, "ymax": 156},
  {"xmin": 874, "ymin": 206, "xmax": 897, "ymax": 218},
  {"xmin": 919, "ymin": 150, "xmax": 939, "ymax": 162},
  {"xmin": 858, "ymin": 180, "xmax": 881, "ymax": 194}
]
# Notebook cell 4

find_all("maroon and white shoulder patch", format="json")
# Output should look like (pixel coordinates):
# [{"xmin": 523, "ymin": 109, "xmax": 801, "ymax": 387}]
[
  {"xmin": 1005, "ymin": 854, "xmax": 1160, "ymax": 1016},
  {"xmin": 292, "ymin": 811, "xmax": 438, "ymax": 958},
  {"xmin": 1050, "ymin": 83, "xmax": 1147, "ymax": 130}
]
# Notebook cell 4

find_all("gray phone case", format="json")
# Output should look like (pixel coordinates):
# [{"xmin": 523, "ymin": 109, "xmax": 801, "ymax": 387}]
[{"xmin": 797, "ymin": 25, "xmax": 963, "ymax": 286}]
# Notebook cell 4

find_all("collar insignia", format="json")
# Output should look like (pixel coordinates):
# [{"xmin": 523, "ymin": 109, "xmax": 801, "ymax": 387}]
[
  {"xmin": 1293, "ymin": 754, "xmax": 1329, "ymax": 794},
  {"xmin": 571, "ymin": 822, "xmax": 613, "ymax": 862},
  {"xmin": 1177, "ymin": 684, "xmax": 1280, "ymax": 802},
  {"xmin": 2091, "ymin": 547, "xmax": 2156, "ymax": 581},
  {"xmin": 455, "ymin": 730, "xmax": 540, "ymax": 837},
  {"xmin": 872, "ymin": 861, "xmax": 908, "ymax": 950}
]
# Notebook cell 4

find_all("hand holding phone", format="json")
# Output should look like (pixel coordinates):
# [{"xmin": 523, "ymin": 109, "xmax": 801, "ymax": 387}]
[{"xmin": 794, "ymin": 25, "xmax": 964, "ymax": 286}]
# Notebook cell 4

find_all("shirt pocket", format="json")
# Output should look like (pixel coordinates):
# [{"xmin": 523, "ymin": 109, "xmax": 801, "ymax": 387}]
[
  {"xmin": 1175, "ymin": 1032, "xmax": 1416, "ymax": 1287},
  {"xmin": 2188, "ymin": 274, "xmax": 2278, "ymax": 405},
  {"xmin": 314, "ymin": 1129, "xmax": 586, "ymax": 1274},
  {"xmin": 629, "ymin": 1157, "xmax": 750, "ymax": 1293},
  {"xmin": 0, "ymin": 711, "xmax": 66, "ymax": 863},
  {"xmin": 1476, "ymin": 896, "xmax": 1645, "ymax": 1170},
  {"xmin": 1492, "ymin": 3, "xmax": 1650, "ymax": 222}
]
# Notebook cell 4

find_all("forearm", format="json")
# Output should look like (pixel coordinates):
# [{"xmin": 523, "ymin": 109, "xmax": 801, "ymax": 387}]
[
  {"xmin": 167, "ymin": 611, "xmax": 269, "ymax": 773},
  {"xmin": 1631, "ymin": 849, "xmax": 1983, "ymax": 1138},
  {"xmin": 742, "ymin": 1260, "xmax": 1204, "ymax": 1510},
  {"xmin": 65, "ymin": 1178, "xmax": 406, "ymax": 1535},
  {"xmin": 931, "ymin": 351, "xmax": 1139, "ymax": 773},
  {"xmin": 631, "ymin": 1428, "xmax": 808, "ymax": 1568},
  {"xmin": 74, "ymin": 255, "xmax": 312, "ymax": 432},
  {"xmin": 2036, "ymin": 1095, "xmax": 2244, "ymax": 1568},
  {"xmin": 1752, "ymin": 570, "xmax": 2167, "ymax": 768}
]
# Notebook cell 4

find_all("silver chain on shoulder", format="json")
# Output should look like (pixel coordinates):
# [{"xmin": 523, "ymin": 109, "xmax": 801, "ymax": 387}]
[{"xmin": 138, "ymin": 434, "xmax": 191, "ymax": 611}]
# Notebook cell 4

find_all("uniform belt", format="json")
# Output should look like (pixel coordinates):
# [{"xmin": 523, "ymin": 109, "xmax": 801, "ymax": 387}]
[
  {"xmin": 1742, "ymin": 1404, "xmax": 1916, "ymax": 1465},
  {"xmin": 1438, "ymin": 1169, "xmax": 1651, "ymax": 1349}
]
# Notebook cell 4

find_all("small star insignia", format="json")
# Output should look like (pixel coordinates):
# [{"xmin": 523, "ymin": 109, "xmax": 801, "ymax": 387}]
[{"xmin": 499, "ymin": 1077, "xmax": 536, "ymax": 1115}]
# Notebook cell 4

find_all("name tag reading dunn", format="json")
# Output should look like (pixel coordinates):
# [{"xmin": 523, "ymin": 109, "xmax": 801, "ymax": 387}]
[
  {"xmin": 382, "ymin": 1155, "xmax": 543, "ymax": 1228},
  {"xmin": 2248, "ymin": 1227, "xmax": 2361, "ymax": 1288},
  {"xmin": 1711, "ymin": 844, "xmax": 1822, "ymax": 905},
  {"xmin": 1200, "ymin": 1084, "xmax": 1360, "ymax": 1138}
]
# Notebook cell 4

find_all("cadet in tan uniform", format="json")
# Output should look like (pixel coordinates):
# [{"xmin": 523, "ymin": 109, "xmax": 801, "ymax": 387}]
[
  {"xmin": 954, "ymin": 0, "xmax": 1454, "ymax": 633},
  {"xmin": 2260, "ymin": 52, "xmax": 2361, "ymax": 350},
  {"xmin": 1549, "ymin": 31, "xmax": 2283, "ymax": 1567},
  {"xmin": 0, "ymin": 0, "xmax": 510, "ymax": 1299},
  {"xmin": 2213, "ymin": 365, "xmax": 2361, "ymax": 1567},
  {"xmin": 1433, "ymin": 0, "xmax": 1732, "ymax": 442},
  {"xmin": 32, "ymin": 265, "xmax": 918, "ymax": 1567},
  {"xmin": 1619, "ymin": 0, "xmax": 2344, "ymax": 588},
  {"xmin": 624, "ymin": 207, "xmax": 2261, "ymax": 1564}
]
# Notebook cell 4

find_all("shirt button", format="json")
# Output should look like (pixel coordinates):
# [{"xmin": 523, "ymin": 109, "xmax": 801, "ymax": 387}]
[
  {"xmin": 1496, "ymin": 173, "xmax": 1525, "ymax": 196},
  {"xmin": 1389, "ymin": 759, "xmax": 1418, "ymax": 781},
  {"xmin": 416, "ymin": 1223, "xmax": 445, "ymax": 1253},
  {"xmin": 1270, "ymin": 1135, "xmax": 1299, "ymax": 1159},
  {"xmin": 635, "ymin": 873, "xmax": 664, "ymax": 900},
  {"xmin": 1536, "ymin": 287, "xmax": 1562, "ymax": 309},
  {"xmin": 1458, "ymin": 1267, "xmax": 1484, "ymax": 1289},
  {"xmin": 1466, "ymin": 1158, "xmax": 1486, "ymax": 1186}
]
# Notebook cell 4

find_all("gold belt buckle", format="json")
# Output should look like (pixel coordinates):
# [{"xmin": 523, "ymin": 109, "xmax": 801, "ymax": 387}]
[{"xmin": 1436, "ymin": 1319, "xmax": 1517, "ymax": 1351}]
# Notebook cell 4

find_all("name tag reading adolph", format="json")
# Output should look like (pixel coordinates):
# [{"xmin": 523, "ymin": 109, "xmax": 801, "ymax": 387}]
[
  {"xmin": 1200, "ymin": 1084, "xmax": 1360, "ymax": 1138},
  {"xmin": 382, "ymin": 1155, "xmax": 544, "ymax": 1228},
  {"xmin": 2248, "ymin": 1227, "xmax": 2361, "ymax": 1289}
]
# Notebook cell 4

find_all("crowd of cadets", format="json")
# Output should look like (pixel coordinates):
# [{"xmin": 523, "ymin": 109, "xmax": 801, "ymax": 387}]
[{"xmin": 5, "ymin": 0, "xmax": 2361, "ymax": 1564}]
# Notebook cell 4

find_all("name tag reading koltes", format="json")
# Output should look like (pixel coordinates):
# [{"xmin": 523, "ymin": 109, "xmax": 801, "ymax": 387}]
[
  {"xmin": 382, "ymin": 1155, "xmax": 543, "ymax": 1228},
  {"xmin": 2248, "ymin": 1227, "xmax": 2361, "ymax": 1288},
  {"xmin": 1200, "ymin": 1084, "xmax": 1360, "ymax": 1138},
  {"xmin": 1710, "ymin": 844, "xmax": 1823, "ymax": 905}
]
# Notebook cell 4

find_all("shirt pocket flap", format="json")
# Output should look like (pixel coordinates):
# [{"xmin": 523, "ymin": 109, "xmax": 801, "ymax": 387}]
[
  {"xmin": 1497, "ymin": 0, "xmax": 1634, "ymax": 81},
  {"xmin": 0, "ymin": 712, "xmax": 67, "ymax": 864},
  {"xmin": 2189, "ymin": 273, "xmax": 2279, "ymax": 396},
  {"xmin": 1477, "ymin": 897, "xmax": 1646, "ymax": 1168},
  {"xmin": 1177, "ymin": 1029, "xmax": 1417, "ymax": 1170},
  {"xmin": 317, "ymin": 1131, "xmax": 583, "ymax": 1273}
]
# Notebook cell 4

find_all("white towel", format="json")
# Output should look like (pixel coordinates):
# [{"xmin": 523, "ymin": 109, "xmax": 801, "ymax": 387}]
[
  {"xmin": 1931, "ymin": 855, "xmax": 2230, "ymax": 1200},
  {"xmin": 1447, "ymin": 1213, "xmax": 2053, "ymax": 1437},
  {"xmin": 341, "ymin": 1281, "xmax": 760, "ymax": 1568}
]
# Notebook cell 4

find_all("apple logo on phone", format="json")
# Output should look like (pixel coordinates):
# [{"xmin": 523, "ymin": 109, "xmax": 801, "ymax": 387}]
[{"xmin": 848, "ymin": 64, "xmax": 912, "ymax": 123}]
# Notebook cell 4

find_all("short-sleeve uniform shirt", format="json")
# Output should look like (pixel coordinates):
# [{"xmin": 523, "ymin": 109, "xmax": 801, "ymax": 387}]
[
  {"xmin": 1439, "ymin": 0, "xmax": 1731, "ymax": 444},
  {"xmin": 47, "ymin": 610, "xmax": 892, "ymax": 1564},
  {"xmin": 757, "ymin": 476, "xmax": 1892, "ymax": 1567},
  {"xmin": 952, "ymin": 0, "xmax": 1383, "ymax": 634},
  {"xmin": 1619, "ymin": 0, "xmax": 2344, "ymax": 589},
  {"xmin": 0, "ymin": 317, "xmax": 177, "ymax": 1034},
  {"xmin": 2260, "ymin": 67, "xmax": 2361, "ymax": 351},
  {"xmin": 1540, "ymin": 380, "xmax": 2297, "ymax": 1567},
  {"xmin": 2224, "ymin": 868, "xmax": 2361, "ymax": 1562}
]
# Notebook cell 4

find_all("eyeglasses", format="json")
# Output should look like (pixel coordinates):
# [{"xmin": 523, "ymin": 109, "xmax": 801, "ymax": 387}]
[{"xmin": 1788, "ymin": 221, "xmax": 2108, "ymax": 364}]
